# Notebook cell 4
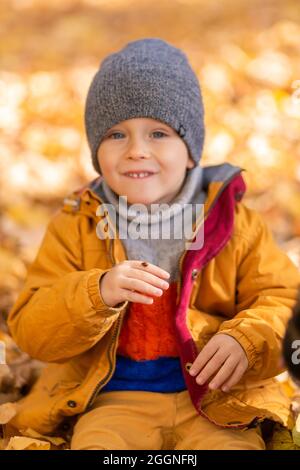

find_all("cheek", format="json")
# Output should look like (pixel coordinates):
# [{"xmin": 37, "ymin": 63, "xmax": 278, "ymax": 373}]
[
  {"xmin": 97, "ymin": 154, "xmax": 117, "ymax": 175},
  {"xmin": 160, "ymin": 159, "xmax": 187, "ymax": 178},
  {"xmin": 160, "ymin": 146, "xmax": 188, "ymax": 171}
]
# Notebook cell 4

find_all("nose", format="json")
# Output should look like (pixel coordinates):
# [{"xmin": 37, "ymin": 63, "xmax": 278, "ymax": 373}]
[
  {"xmin": 128, "ymin": 154, "xmax": 147, "ymax": 160},
  {"xmin": 126, "ymin": 134, "xmax": 150, "ymax": 160}
]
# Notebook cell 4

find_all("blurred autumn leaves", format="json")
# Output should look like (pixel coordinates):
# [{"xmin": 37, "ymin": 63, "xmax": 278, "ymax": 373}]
[{"xmin": 0, "ymin": 0, "xmax": 300, "ymax": 419}]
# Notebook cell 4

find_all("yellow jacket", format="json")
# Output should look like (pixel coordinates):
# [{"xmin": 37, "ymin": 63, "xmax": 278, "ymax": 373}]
[{"xmin": 7, "ymin": 164, "xmax": 300, "ymax": 436}]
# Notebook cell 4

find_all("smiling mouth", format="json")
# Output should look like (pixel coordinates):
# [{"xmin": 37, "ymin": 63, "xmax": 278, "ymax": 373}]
[{"xmin": 122, "ymin": 171, "xmax": 157, "ymax": 179}]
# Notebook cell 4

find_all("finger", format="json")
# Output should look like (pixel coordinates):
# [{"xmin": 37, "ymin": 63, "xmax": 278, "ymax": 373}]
[
  {"xmin": 120, "ymin": 288, "xmax": 154, "ymax": 305},
  {"xmin": 195, "ymin": 350, "xmax": 229, "ymax": 385},
  {"xmin": 208, "ymin": 357, "xmax": 239, "ymax": 390},
  {"xmin": 218, "ymin": 363, "xmax": 247, "ymax": 392},
  {"xmin": 189, "ymin": 342, "xmax": 220, "ymax": 376},
  {"xmin": 122, "ymin": 277, "xmax": 164, "ymax": 298},
  {"xmin": 129, "ymin": 268, "xmax": 170, "ymax": 291},
  {"xmin": 131, "ymin": 260, "xmax": 170, "ymax": 280}
]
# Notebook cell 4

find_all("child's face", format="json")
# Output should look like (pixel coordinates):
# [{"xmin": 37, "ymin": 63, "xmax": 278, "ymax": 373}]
[{"xmin": 97, "ymin": 118, "xmax": 195, "ymax": 205}]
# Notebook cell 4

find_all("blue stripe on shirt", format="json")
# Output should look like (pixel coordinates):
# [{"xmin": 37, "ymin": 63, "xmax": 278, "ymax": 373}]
[{"xmin": 101, "ymin": 355, "xmax": 187, "ymax": 393}]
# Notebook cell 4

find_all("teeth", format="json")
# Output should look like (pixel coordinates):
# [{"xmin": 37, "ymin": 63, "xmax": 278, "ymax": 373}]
[{"xmin": 127, "ymin": 172, "xmax": 151, "ymax": 178}]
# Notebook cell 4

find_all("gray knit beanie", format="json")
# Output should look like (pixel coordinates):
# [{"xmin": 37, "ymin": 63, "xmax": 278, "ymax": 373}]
[{"xmin": 84, "ymin": 38, "xmax": 205, "ymax": 174}]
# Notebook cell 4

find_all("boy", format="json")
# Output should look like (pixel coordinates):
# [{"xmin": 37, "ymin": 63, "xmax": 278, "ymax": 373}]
[{"xmin": 7, "ymin": 38, "xmax": 300, "ymax": 450}]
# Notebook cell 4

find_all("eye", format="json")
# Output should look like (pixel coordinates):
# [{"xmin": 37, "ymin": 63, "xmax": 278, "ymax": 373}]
[
  {"xmin": 152, "ymin": 131, "xmax": 167, "ymax": 138},
  {"xmin": 108, "ymin": 132, "xmax": 124, "ymax": 139}
]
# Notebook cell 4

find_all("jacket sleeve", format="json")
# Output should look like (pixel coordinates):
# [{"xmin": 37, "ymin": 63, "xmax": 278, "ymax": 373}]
[
  {"xmin": 7, "ymin": 210, "xmax": 128, "ymax": 363},
  {"xmin": 217, "ymin": 207, "xmax": 300, "ymax": 381}
]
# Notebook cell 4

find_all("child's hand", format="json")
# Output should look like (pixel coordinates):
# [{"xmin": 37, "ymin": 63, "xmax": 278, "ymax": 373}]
[
  {"xmin": 189, "ymin": 334, "xmax": 249, "ymax": 392},
  {"xmin": 99, "ymin": 260, "xmax": 170, "ymax": 308}
]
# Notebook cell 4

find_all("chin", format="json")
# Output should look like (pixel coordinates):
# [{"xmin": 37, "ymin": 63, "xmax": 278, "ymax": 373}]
[
  {"xmin": 127, "ymin": 196, "xmax": 159, "ymax": 206},
  {"xmin": 127, "ymin": 197, "xmax": 153, "ymax": 205}
]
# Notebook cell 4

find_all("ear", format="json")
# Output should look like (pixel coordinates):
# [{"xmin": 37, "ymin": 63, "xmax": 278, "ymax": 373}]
[{"xmin": 187, "ymin": 156, "xmax": 195, "ymax": 169}]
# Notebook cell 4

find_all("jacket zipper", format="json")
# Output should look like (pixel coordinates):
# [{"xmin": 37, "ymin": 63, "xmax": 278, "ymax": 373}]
[
  {"xmin": 85, "ymin": 236, "xmax": 123, "ymax": 410},
  {"xmin": 177, "ymin": 205, "xmax": 206, "ymax": 303},
  {"xmin": 85, "ymin": 312, "xmax": 122, "ymax": 409}
]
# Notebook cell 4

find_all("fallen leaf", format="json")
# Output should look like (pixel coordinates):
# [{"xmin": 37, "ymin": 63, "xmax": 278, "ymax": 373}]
[
  {"xmin": 5, "ymin": 436, "xmax": 51, "ymax": 450},
  {"xmin": 293, "ymin": 415, "xmax": 300, "ymax": 447},
  {"xmin": 21, "ymin": 428, "xmax": 66, "ymax": 447},
  {"xmin": 0, "ymin": 402, "xmax": 17, "ymax": 424}
]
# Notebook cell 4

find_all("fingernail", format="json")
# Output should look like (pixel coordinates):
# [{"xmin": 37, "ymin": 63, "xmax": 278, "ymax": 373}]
[
  {"xmin": 209, "ymin": 382, "xmax": 216, "ymax": 389},
  {"xmin": 189, "ymin": 369, "xmax": 196, "ymax": 376},
  {"xmin": 196, "ymin": 377, "xmax": 204, "ymax": 385},
  {"xmin": 222, "ymin": 386, "xmax": 228, "ymax": 392}
]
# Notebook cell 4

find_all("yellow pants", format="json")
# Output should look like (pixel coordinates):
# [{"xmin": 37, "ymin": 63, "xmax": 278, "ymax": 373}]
[{"xmin": 70, "ymin": 390, "xmax": 265, "ymax": 450}]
